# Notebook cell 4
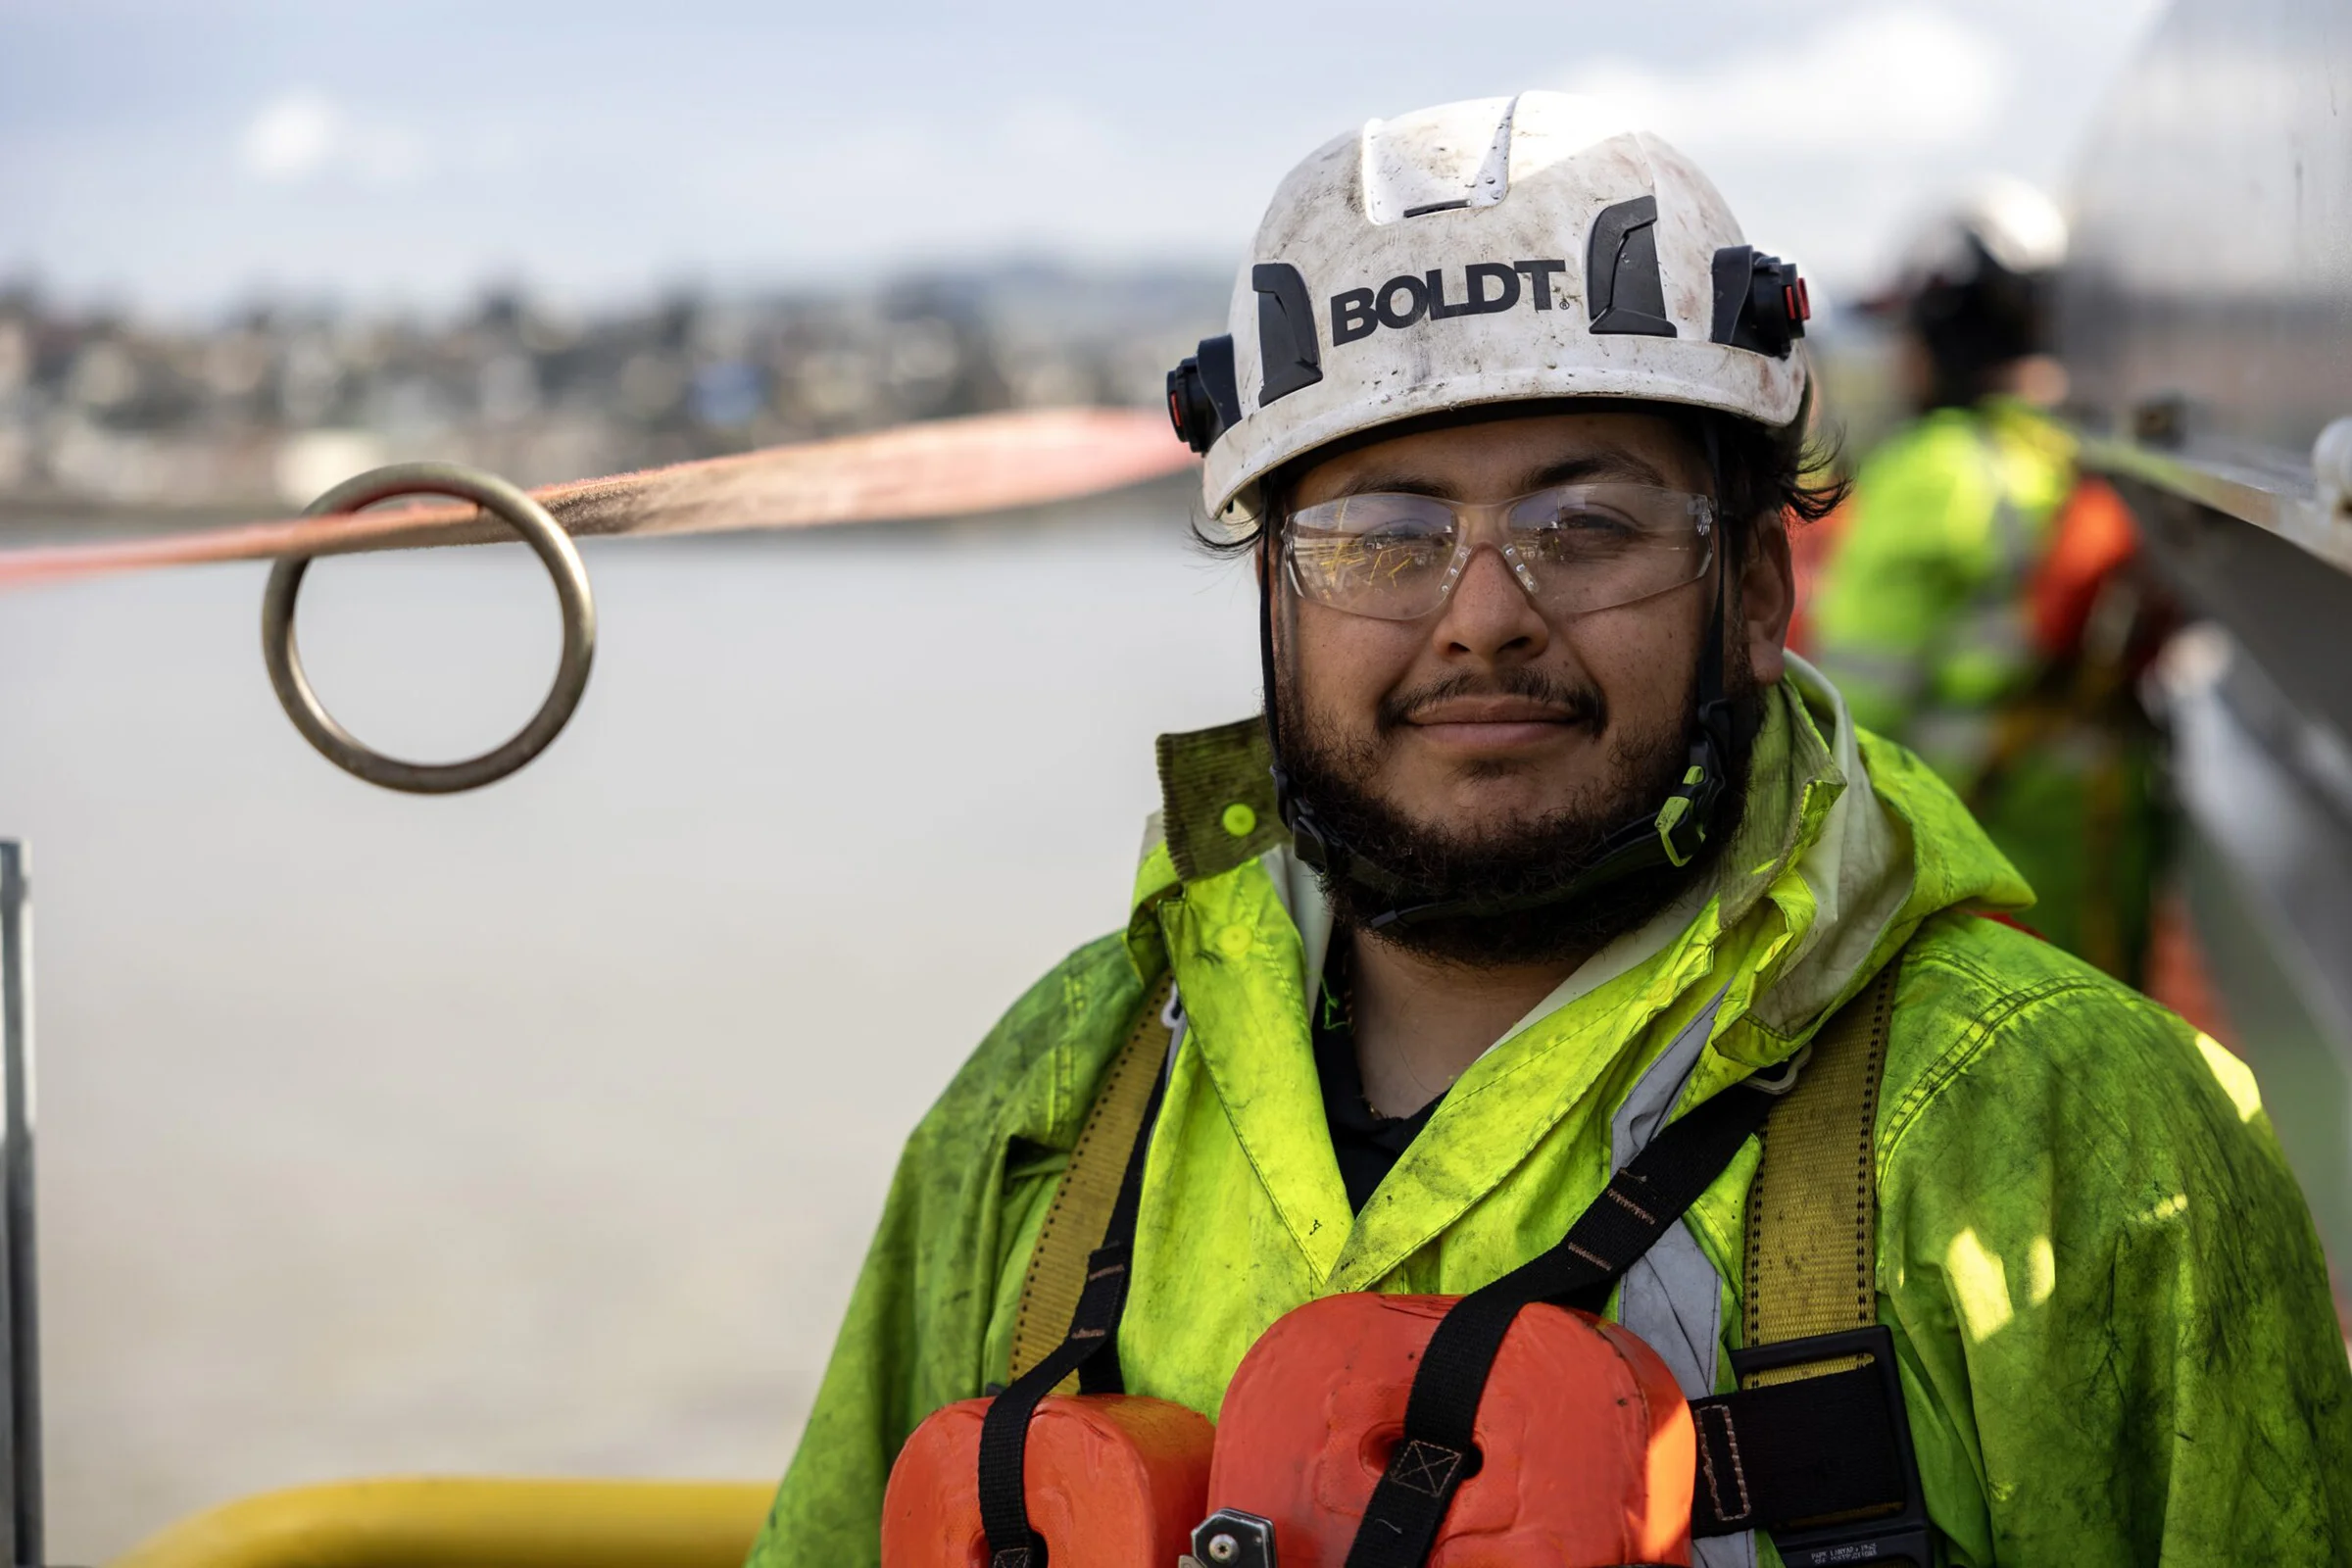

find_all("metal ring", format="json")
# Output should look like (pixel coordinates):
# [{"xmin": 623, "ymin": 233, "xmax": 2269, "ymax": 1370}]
[{"xmin": 263, "ymin": 461, "xmax": 597, "ymax": 795}]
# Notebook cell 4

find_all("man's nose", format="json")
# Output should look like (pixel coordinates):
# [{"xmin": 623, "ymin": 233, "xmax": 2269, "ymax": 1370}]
[{"xmin": 1431, "ymin": 545, "xmax": 1549, "ymax": 663}]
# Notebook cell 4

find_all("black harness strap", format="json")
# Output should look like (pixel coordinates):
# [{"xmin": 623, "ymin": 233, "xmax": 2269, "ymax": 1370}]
[
  {"xmin": 974, "ymin": 1049, "xmax": 1172, "ymax": 1568},
  {"xmin": 1687, "ymin": 1326, "xmax": 1930, "ymax": 1565},
  {"xmin": 1341, "ymin": 1077, "xmax": 1779, "ymax": 1568},
  {"xmin": 1690, "ymin": 1351, "xmax": 1904, "ymax": 1535}
]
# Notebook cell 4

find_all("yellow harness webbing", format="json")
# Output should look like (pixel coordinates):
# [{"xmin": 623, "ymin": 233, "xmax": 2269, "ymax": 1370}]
[
  {"xmin": 1742, "ymin": 959, "xmax": 1901, "ymax": 1381},
  {"xmin": 1006, "ymin": 973, "xmax": 1177, "ymax": 1384}
]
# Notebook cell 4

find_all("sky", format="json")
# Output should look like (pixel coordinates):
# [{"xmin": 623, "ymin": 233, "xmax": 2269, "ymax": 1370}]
[{"xmin": 0, "ymin": 0, "xmax": 2170, "ymax": 318}]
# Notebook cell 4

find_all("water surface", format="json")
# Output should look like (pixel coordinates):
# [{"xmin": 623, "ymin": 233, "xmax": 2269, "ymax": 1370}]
[{"xmin": 0, "ymin": 479, "xmax": 1257, "ymax": 1557}]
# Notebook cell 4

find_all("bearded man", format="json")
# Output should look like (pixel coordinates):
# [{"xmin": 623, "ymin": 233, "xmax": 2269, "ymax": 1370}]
[{"xmin": 749, "ymin": 95, "xmax": 2350, "ymax": 1568}]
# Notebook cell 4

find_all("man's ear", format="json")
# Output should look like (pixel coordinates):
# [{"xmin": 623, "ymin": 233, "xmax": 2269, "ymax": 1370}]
[{"xmin": 1740, "ymin": 511, "xmax": 1795, "ymax": 686}]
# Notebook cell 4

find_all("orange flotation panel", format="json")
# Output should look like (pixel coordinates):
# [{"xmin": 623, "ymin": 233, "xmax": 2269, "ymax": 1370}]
[
  {"xmin": 879, "ymin": 995, "xmax": 1767, "ymax": 1568},
  {"xmin": 1206, "ymin": 1293, "xmax": 1696, "ymax": 1567},
  {"xmin": 880, "ymin": 1392, "xmax": 1212, "ymax": 1568}
]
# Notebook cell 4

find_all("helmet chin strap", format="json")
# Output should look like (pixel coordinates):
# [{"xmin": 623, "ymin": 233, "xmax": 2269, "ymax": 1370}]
[{"xmin": 1259, "ymin": 501, "xmax": 1757, "ymax": 936}]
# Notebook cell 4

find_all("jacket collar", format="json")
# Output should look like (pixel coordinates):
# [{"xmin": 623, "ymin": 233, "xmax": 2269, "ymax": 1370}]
[
  {"xmin": 1156, "ymin": 718, "xmax": 1288, "ymax": 883},
  {"xmin": 1124, "ymin": 669, "xmax": 2027, "ymax": 1286},
  {"xmin": 1132, "ymin": 678, "xmax": 1848, "ymax": 973}
]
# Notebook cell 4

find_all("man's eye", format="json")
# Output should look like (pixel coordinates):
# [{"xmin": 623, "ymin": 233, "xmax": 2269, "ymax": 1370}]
[
  {"xmin": 1522, "ymin": 510, "xmax": 1637, "ymax": 549},
  {"xmin": 1361, "ymin": 528, "xmax": 1446, "ymax": 552},
  {"xmin": 1532, "ymin": 508, "xmax": 1633, "ymax": 533}
]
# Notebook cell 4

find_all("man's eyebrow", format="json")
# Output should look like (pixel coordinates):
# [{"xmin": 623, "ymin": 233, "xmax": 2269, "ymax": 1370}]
[
  {"xmin": 1522, "ymin": 452, "xmax": 1674, "ymax": 490},
  {"xmin": 1319, "ymin": 450, "xmax": 1679, "ymax": 503},
  {"xmin": 1328, "ymin": 471, "xmax": 1460, "ymax": 501}
]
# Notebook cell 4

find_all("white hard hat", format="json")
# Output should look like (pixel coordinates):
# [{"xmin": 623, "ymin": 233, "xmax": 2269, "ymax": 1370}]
[
  {"xmin": 1170, "ymin": 91, "xmax": 1814, "ymax": 533},
  {"xmin": 1867, "ymin": 177, "xmax": 2067, "ymax": 370},
  {"xmin": 1890, "ymin": 176, "xmax": 2068, "ymax": 293}
]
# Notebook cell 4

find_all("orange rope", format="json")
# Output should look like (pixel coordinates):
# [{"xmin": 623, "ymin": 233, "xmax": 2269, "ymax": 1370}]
[{"xmin": 0, "ymin": 407, "xmax": 1194, "ymax": 591}]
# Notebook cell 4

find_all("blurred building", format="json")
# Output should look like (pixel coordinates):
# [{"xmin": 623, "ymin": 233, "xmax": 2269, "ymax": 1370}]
[{"xmin": 0, "ymin": 266, "xmax": 1227, "ymax": 521}]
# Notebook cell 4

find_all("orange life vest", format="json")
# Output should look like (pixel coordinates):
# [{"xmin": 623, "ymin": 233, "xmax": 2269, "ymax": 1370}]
[{"xmin": 881, "ymin": 969, "xmax": 1927, "ymax": 1568}]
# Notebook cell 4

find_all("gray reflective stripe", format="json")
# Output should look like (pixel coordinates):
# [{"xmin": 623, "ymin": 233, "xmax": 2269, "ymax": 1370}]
[
  {"xmin": 1609, "ymin": 985, "xmax": 1756, "ymax": 1568},
  {"xmin": 1989, "ymin": 490, "xmax": 2034, "ymax": 579},
  {"xmin": 1937, "ymin": 426, "xmax": 2044, "ymax": 695},
  {"xmin": 1690, "ymin": 1510, "xmax": 1758, "ymax": 1567},
  {"xmin": 1977, "ymin": 426, "xmax": 2039, "ymax": 586},
  {"xmin": 1908, "ymin": 708, "xmax": 1998, "ymax": 772},
  {"xmin": 1949, "ymin": 597, "xmax": 2034, "ymax": 666}
]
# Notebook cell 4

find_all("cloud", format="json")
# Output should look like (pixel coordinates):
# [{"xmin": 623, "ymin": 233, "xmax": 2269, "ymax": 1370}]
[
  {"xmin": 1549, "ymin": 6, "xmax": 2021, "ymax": 292},
  {"xmin": 1559, "ymin": 6, "xmax": 2005, "ymax": 157},
  {"xmin": 242, "ymin": 91, "xmax": 341, "ymax": 182},
  {"xmin": 23, "ymin": 0, "xmax": 2152, "ymax": 311},
  {"xmin": 994, "ymin": 100, "xmax": 1123, "ymax": 184},
  {"xmin": 239, "ymin": 90, "xmax": 429, "ymax": 186}
]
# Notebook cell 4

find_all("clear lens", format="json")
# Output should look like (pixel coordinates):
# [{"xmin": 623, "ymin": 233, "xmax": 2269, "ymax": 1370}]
[
  {"xmin": 1285, "ymin": 493, "xmax": 1465, "ymax": 620},
  {"xmin": 1503, "ymin": 484, "xmax": 1713, "ymax": 614},
  {"xmin": 1284, "ymin": 482, "xmax": 1713, "ymax": 621}
]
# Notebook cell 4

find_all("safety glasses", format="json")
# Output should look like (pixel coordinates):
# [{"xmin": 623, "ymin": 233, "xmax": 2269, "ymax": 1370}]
[{"xmin": 1282, "ymin": 481, "xmax": 1716, "ymax": 623}]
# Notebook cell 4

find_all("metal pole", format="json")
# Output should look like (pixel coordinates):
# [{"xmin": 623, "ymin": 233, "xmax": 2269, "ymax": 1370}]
[{"xmin": 0, "ymin": 844, "xmax": 41, "ymax": 1568}]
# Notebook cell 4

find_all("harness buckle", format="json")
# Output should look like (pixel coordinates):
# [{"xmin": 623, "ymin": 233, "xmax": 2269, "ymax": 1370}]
[
  {"xmin": 1726, "ymin": 1325, "xmax": 1933, "ymax": 1567},
  {"xmin": 1179, "ymin": 1507, "xmax": 1278, "ymax": 1568},
  {"xmin": 1742, "ymin": 1043, "xmax": 1812, "ymax": 1098}
]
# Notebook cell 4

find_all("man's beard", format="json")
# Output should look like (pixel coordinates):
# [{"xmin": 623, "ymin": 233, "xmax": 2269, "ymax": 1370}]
[{"xmin": 1281, "ymin": 653, "xmax": 1758, "ymax": 969}]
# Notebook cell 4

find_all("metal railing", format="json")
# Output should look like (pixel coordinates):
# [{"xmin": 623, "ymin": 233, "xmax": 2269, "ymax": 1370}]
[{"xmin": 0, "ymin": 844, "xmax": 42, "ymax": 1568}]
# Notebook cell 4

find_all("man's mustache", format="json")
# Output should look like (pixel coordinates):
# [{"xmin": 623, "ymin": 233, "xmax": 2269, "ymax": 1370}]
[{"xmin": 1377, "ymin": 669, "xmax": 1606, "ymax": 733}]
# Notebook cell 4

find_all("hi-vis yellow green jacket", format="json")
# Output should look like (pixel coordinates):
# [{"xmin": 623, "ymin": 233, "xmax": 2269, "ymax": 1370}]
[{"xmin": 751, "ymin": 661, "xmax": 2351, "ymax": 1567}]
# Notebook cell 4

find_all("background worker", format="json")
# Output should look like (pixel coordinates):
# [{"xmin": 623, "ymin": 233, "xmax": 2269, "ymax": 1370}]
[
  {"xmin": 751, "ymin": 97, "xmax": 2349, "ymax": 1566},
  {"xmin": 1806, "ymin": 183, "xmax": 2169, "ymax": 981}
]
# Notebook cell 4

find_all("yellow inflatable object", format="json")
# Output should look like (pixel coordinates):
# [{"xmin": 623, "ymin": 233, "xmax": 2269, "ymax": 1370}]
[{"xmin": 113, "ymin": 1478, "xmax": 771, "ymax": 1568}]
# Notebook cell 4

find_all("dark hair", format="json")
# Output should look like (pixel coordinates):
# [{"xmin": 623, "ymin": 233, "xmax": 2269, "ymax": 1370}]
[
  {"xmin": 1908, "ymin": 236, "xmax": 2051, "ymax": 411},
  {"xmin": 1192, "ymin": 400, "xmax": 1848, "ymax": 563}
]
